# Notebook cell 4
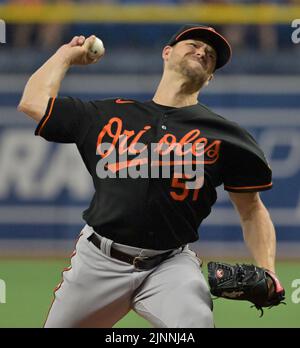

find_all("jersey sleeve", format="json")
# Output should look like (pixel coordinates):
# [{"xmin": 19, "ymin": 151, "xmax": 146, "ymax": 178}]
[
  {"xmin": 35, "ymin": 97, "xmax": 96, "ymax": 145},
  {"xmin": 222, "ymin": 127, "xmax": 272, "ymax": 193}
]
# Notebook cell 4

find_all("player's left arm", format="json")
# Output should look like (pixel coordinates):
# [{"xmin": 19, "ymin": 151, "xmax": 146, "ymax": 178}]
[{"xmin": 229, "ymin": 191, "xmax": 276, "ymax": 272}]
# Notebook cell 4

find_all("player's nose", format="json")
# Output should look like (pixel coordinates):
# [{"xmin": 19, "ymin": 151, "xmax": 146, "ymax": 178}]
[
  {"xmin": 195, "ymin": 46, "xmax": 206, "ymax": 58},
  {"xmin": 195, "ymin": 49, "xmax": 208, "ymax": 64}
]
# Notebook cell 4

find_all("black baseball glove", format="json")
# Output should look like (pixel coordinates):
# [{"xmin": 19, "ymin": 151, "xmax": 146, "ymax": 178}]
[{"xmin": 207, "ymin": 261, "xmax": 285, "ymax": 316}]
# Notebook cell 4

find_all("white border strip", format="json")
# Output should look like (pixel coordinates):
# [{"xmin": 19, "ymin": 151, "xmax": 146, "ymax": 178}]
[
  {"xmin": 203, "ymin": 208, "xmax": 300, "ymax": 226},
  {"xmin": 0, "ymin": 107, "xmax": 36, "ymax": 126},
  {"xmin": 0, "ymin": 206, "xmax": 299, "ymax": 226},
  {"xmin": 213, "ymin": 109, "xmax": 300, "ymax": 126},
  {"xmin": 4, "ymin": 107, "xmax": 300, "ymax": 127},
  {"xmin": 2, "ymin": 74, "xmax": 300, "ymax": 94},
  {"xmin": 0, "ymin": 240, "xmax": 299, "ymax": 259},
  {"xmin": 0, "ymin": 206, "xmax": 85, "ymax": 224}
]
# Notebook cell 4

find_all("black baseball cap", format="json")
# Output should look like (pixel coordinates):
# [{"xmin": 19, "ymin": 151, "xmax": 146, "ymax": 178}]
[{"xmin": 167, "ymin": 24, "xmax": 232, "ymax": 70}]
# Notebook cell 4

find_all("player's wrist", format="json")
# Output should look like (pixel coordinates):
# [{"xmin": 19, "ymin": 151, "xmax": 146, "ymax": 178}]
[{"xmin": 53, "ymin": 46, "xmax": 74, "ymax": 68}]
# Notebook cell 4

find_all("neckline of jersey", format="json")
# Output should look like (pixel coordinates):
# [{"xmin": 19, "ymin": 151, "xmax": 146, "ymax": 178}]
[
  {"xmin": 147, "ymin": 100, "xmax": 177, "ymax": 110},
  {"xmin": 147, "ymin": 100, "xmax": 201, "ymax": 111}
]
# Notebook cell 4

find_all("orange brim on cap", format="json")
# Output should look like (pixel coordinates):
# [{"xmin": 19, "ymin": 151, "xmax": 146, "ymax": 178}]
[{"xmin": 167, "ymin": 24, "xmax": 232, "ymax": 70}]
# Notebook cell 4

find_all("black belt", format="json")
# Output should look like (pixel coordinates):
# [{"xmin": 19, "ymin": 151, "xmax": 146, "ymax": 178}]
[{"xmin": 87, "ymin": 233, "xmax": 174, "ymax": 270}]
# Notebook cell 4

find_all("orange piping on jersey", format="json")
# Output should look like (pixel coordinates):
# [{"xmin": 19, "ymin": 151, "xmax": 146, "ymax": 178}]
[
  {"xmin": 52, "ymin": 231, "xmax": 83, "ymax": 293},
  {"xmin": 38, "ymin": 97, "xmax": 56, "ymax": 136},
  {"xmin": 224, "ymin": 182, "xmax": 273, "ymax": 190},
  {"xmin": 43, "ymin": 297, "xmax": 56, "ymax": 328}
]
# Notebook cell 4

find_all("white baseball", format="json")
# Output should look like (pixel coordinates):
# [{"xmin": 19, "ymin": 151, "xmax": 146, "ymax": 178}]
[{"xmin": 89, "ymin": 37, "xmax": 105, "ymax": 57}]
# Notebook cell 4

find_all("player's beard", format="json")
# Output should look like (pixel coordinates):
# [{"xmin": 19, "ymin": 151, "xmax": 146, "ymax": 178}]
[{"xmin": 169, "ymin": 54, "xmax": 210, "ymax": 93}]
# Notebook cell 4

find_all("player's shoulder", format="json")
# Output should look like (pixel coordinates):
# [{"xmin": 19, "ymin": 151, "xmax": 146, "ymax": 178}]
[
  {"xmin": 196, "ymin": 102, "xmax": 232, "ymax": 124},
  {"xmin": 197, "ymin": 102, "xmax": 250, "ymax": 134}
]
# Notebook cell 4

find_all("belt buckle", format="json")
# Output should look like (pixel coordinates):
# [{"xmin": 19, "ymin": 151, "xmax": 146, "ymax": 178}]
[{"xmin": 133, "ymin": 255, "xmax": 151, "ymax": 270}]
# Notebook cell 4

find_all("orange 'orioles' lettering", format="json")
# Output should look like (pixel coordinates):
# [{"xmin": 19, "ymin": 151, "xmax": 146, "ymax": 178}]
[
  {"xmin": 96, "ymin": 117, "xmax": 221, "ymax": 201},
  {"xmin": 96, "ymin": 117, "xmax": 221, "ymax": 167}
]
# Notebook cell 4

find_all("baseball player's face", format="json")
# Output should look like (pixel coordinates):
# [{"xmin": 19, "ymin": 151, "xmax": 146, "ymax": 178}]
[{"xmin": 163, "ymin": 39, "xmax": 216, "ymax": 84}]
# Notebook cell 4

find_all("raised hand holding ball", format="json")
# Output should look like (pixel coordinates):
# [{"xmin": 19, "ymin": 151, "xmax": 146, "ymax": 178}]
[{"xmin": 88, "ymin": 37, "xmax": 105, "ymax": 58}]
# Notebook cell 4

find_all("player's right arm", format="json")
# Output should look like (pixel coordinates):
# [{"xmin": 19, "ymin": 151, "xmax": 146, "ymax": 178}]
[
  {"xmin": 18, "ymin": 35, "xmax": 99, "ymax": 122},
  {"xmin": 229, "ymin": 191, "xmax": 276, "ymax": 273}
]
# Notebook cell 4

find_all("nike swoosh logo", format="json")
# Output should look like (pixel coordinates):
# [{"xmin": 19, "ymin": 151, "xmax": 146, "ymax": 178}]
[{"xmin": 115, "ymin": 98, "xmax": 135, "ymax": 104}]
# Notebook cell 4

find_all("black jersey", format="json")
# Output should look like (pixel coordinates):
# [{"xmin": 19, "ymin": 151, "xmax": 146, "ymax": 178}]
[{"xmin": 35, "ymin": 97, "xmax": 272, "ymax": 250}]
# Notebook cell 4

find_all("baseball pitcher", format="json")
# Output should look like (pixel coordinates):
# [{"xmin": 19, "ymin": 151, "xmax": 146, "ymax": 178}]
[{"xmin": 18, "ymin": 24, "xmax": 284, "ymax": 328}]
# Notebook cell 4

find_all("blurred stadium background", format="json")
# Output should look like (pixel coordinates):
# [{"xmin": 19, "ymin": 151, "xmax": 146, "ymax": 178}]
[{"xmin": 0, "ymin": 0, "xmax": 299, "ymax": 328}]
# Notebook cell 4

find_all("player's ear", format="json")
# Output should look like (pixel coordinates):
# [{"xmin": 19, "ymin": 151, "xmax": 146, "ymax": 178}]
[
  {"xmin": 162, "ymin": 45, "xmax": 172, "ymax": 61},
  {"xmin": 204, "ymin": 74, "xmax": 214, "ymax": 86}
]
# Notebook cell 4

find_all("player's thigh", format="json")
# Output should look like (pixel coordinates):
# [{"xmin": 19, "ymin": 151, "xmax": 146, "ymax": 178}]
[
  {"xmin": 133, "ymin": 248, "xmax": 213, "ymax": 328},
  {"xmin": 45, "ymin": 231, "xmax": 132, "ymax": 328}
]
